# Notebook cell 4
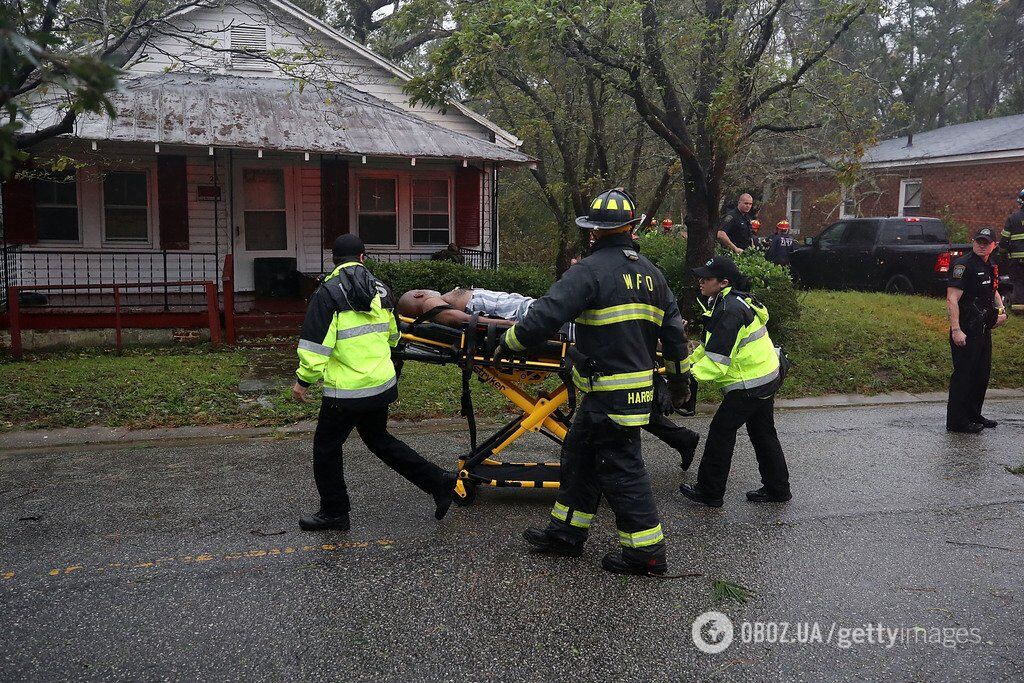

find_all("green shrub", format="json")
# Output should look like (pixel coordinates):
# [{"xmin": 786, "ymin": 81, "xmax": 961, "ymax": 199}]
[
  {"xmin": 635, "ymin": 233, "xmax": 801, "ymax": 342},
  {"xmin": 367, "ymin": 259, "xmax": 554, "ymax": 299}
]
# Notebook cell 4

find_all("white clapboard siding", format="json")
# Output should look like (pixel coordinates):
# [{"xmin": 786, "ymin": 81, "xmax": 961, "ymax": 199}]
[{"xmin": 126, "ymin": 2, "xmax": 495, "ymax": 142}]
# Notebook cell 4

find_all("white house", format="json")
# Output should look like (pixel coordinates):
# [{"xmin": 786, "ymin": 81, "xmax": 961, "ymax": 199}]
[{"xmin": 1, "ymin": 0, "xmax": 532, "ymax": 324}]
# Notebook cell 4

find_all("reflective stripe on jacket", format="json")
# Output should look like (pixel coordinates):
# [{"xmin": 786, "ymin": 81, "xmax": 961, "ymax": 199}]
[
  {"xmin": 687, "ymin": 287, "xmax": 780, "ymax": 394},
  {"xmin": 295, "ymin": 261, "xmax": 400, "ymax": 404},
  {"xmin": 1001, "ymin": 208, "xmax": 1024, "ymax": 260},
  {"xmin": 502, "ymin": 232, "xmax": 689, "ymax": 427}
]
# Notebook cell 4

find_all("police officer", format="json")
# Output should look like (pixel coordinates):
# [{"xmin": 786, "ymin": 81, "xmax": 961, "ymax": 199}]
[
  {"xmin": 717, "ymin": 193, "xmax": 757, "ymax": 253},
  {"xmin": 293, "ymin": 235, "xmax": 457, "ymax": 530},
  {"xmin": 679, "ymin": 256, "xmax": 791, "ymax": 508},
  {"xmin": 946, "ymin": 228, "xmax": 1008, "ymax": 433},
  {"xmin": 999, "ymin": 189, "xmax": 1024, "ymax": 313},
  {"xmin": 496, "ymin": 188, "xmax": 692, "ymax": 576}
]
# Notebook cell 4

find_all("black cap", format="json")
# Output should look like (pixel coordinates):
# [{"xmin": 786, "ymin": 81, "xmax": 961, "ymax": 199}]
[
  {"xmin": 692, "ymin": 255, "xmax": 742, "ymax": 281},
  {"xmin": 972, "ymin": 228, "xmax": 995, "ymax": 243},
  {"xmin": 333, "ymin": 234, "xmax": 365, "ymax": 262}
]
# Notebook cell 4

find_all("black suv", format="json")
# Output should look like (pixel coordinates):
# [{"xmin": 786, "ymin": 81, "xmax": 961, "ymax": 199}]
[{"xmin": 789, "ymin": 217, "xmax": 969, "ymax": 294}]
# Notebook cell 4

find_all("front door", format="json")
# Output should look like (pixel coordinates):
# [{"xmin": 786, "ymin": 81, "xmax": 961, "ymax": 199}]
[{"xmin": 232, "ymin": 166, "xmax": 295, "ymax": 292}]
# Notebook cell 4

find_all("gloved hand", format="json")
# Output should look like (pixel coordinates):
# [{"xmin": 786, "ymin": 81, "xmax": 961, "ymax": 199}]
[
  {"xmin": 666, "ymin": 373, "xmax": 692, "ymax": 410},
  {"xmin": 491, "ymin": 341, "xmax": 512, "ymax": 370}
]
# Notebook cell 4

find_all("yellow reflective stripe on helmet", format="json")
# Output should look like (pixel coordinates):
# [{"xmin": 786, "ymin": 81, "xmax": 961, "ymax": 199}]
[
  {"xmin": 619, "ymin": 524, "xmax": 664, "ymax": 548},
  {"xmin": 607, "ymin": 412, "xmax": 651, "ymax": 427},
  {"xmin": 575, "ymin": 303, "xmax": 665, "ymax": 326},
  {"xmin": 504, "ymin": 324, "xmax": 526, "ymax": 352},
  {"xmin": 592, "ymin": 198, "xmax": 603, "ymax": 209},
  {"xmin": 606, "ymin": 198, "xmax": 619, "ymax": 210},
  {"xmin": 622, "ymin": 199, "xmax": 633, "ymax": 211},
  {"xmin": 571, "ymin": 368, "xmax": 653, "ymax": 392}
]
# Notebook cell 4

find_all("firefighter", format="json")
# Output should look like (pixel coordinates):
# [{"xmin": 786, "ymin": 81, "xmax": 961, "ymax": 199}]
[
  {"xmin": 679, "ymin": 255, "xmax": 791, "ymax": 508},
  {"xmin": 765, "ymin": 219, "xmax": 796, "ymax": 266},
  {"xmin": 293, "ymin": 234, "xmax": 457, "ymax": 531},
  {"xmin": 946, "ymin": 228, "xmax": 1008, "ymax": 433},
  {"xmin": 495, "ymin": 187, "xmax": 692, "ymax": 576},
  {"xmin": 999, "ymin": 189, "xmax": 1024, "ymax": 313}
]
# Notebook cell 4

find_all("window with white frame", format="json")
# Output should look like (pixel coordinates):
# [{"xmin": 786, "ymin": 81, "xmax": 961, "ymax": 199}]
[
  {"xmin": 840, "ymin": 185, "xmax": 856, "ymax": 219},
  {"xmin": 228, "ymin": 25, "xmax": 271, "ymax": 71},
  {"xmin": 103, "ymin": 171, "xmax": 149, "ymax": 243},
  {"xmin": 412, "ymin": 178, "xmax": 451, "ymax": 246},
  {"xmin": 358, "ymin": 177, "xmax": 398, "ymax": 246},
  {"xmin": 899, "ymin": 179, "xmax": 922, "ymax": 217},
  {"xmin": 34, "ymin": 171, "xmax": 79, "ymax": 241},
  {"xmin": 786, "ymin": 188, "xmax": 803, "ymax": 234}
]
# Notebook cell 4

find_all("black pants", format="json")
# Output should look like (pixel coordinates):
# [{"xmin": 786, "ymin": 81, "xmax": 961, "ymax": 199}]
[
  {"xmin": 546, "ymin": 405, "xmax": 664, "ymax": 563},
  {"xmin": 644, "ymin": 413, "xmax": 700, "ymax": 452},
  {"xmin": 313, "ymin": 399, "xmax": 448, "ymax": 515},
  {"xmin": 946, "ymin": 330, "xmax": 992, "ymax": 429},
  {"xmin": 696, "ymin": 391, "xmax": 790, "ymax": 499},
  {"xmin": 1006, "ymin": 259, "xmax": 1024, "ymax": 309}
]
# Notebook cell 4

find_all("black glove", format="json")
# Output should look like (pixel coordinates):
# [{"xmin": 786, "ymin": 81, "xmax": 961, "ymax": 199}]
[
  {"xmin": 491, "ymin": 341, "xmax": 512, "ymax": 370},
  {"xmin": 666, "ymin": 373, "xmax": 692, "ymax": 410}
]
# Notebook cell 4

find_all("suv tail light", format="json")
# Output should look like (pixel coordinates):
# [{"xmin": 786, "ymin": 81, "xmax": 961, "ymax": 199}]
[
  {"xmin": 905, "ymin": 217, "xmax": 921, "ymax": 222},
  {"xmin": 935, "ymin": 251, "xmax": 951, "ymax": 274}
]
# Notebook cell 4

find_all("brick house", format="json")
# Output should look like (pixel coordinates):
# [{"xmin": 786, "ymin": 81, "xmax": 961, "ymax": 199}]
[
  {"xmin": 1, "ymin": 0, "xmax": 533, "ymax": 349},
  {"xmin": 758, "ymin": 114, "xmax": 1024, "ymax": 239}
]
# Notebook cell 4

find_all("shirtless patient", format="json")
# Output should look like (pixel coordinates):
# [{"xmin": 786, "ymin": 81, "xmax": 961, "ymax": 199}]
[{"xmin": 396, "ymin": 286, "xmax": 701, "ymax": 468}]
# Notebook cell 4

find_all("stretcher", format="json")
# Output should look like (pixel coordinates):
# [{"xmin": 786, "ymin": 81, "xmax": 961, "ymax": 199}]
[{"xmin": 394, "ymin": 313, "xmax": 573, "ymax": 506}]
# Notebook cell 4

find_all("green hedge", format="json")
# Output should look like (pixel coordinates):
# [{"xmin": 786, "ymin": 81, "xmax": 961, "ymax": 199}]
[
  {"xmin": 636, "ymin": 234, "xmax": 801, "ymax": 342},
  {"xmin": 367, "ymin": 259, "xmax": 554, "ymax": 299}
]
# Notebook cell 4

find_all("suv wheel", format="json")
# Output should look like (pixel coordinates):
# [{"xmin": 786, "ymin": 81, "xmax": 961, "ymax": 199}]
[{"xmin": 884, "ymin": 273, "xmax": 915, "ymax": 294}]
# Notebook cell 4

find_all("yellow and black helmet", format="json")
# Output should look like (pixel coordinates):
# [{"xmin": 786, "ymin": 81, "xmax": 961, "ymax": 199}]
[{"xmin": 575, "ymin": 188, "xmax": 646, "ymax": 231}]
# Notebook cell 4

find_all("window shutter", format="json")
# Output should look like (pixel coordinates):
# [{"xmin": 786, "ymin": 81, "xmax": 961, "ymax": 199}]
[
  {"xmin": 321, "ymin": 159, "xmax": 350, "ymax": 248},
  {"xmin": 158, "ymin": 155, "xmax": 189, "ymax": 250},
  {"xmin": 1, "ymin": 177, "xmax": 38, "ymax": 245},
  {"xmin": 454, "ymin": 166, "xmax": 481, "ymax": 247}
]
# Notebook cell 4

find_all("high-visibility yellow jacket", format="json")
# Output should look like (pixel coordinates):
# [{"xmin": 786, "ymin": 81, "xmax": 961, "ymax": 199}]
[
  {"xmin": 295, "ymin": 261, "xmax": 400, "ymax": 404},
  {"xmin": 687, "ymin": 287, "xmax": 780, "ymax": 395}
]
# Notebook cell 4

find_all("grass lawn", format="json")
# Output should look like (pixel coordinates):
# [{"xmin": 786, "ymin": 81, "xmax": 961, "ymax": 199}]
[{"xmin": 1, "ymin": 290, "xmax": 1021, "ymax": 432}]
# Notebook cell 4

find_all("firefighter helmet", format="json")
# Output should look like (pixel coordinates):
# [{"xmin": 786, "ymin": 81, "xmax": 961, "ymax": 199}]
[
  {"xmin": 1017, "ymin": 188, "xmax": 1024, "ymax": 206},
  {"xmin": 777, "ymin": 219, "xmax": 790, "ymax": 232},
  {"xmin": 575, "ymin": 188, "xmax": 645, "ymax": 230}
]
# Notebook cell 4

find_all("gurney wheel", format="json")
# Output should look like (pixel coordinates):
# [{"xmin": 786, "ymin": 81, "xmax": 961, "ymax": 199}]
[{"xmin": 453, "ymin": 481, "xmax": 477, "ymax": 507}]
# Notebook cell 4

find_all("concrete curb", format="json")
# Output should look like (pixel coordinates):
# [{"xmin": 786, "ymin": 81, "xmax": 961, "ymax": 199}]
[{"xmin": 2, "ymin": 390, "xmax": 1023, "ymax": 452}]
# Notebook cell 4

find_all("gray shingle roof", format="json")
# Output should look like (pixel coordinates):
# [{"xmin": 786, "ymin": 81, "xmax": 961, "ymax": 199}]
[
  {"xmin": 862, "ymin": 114, "xmax": 1024, "ymax": 165},
  {"xmin": 34, "ymin": 72, "xmax": 534, "ymax": 163}
]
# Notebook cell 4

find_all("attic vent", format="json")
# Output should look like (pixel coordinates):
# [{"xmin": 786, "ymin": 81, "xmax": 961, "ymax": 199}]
[{"xmin": 228, "ymin": 25, "xmax": 271, "ymax": 70}]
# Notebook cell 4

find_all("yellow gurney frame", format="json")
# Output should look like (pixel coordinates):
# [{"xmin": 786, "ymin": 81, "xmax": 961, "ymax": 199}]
[{"xmin": 395, "ymin": 315, "xmax": 573, "ymax": 505}]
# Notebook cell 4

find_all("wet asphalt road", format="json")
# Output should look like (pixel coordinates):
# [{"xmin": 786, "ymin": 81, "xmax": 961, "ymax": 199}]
[{"xmin": 1, "ymin": 400, "xmax": 1023, "ymax": 682}]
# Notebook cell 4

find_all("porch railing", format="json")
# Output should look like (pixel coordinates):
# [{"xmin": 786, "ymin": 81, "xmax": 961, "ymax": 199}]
[
  {"xmin": 6, "ymin": 281, "xmax": 221, "ymax": 360},
  {"xmin": 1, "ymin": 247, "xmax": 218, "ymax": 311},
  {"xmin": 367, "ymin": 248, "xmax": 495, "ymax": 269}
]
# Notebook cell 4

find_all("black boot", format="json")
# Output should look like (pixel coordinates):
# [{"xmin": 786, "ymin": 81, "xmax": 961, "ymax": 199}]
[
  {"xmin": 676, "ymin": 431, "xmax": 701, "ymax": 471},
  {"xmin": 745, "ymin": 486, "xmax": 792, "ymax": 503},
  {"xmin": 679, "ymin": 483, "xmax": 724, "ymax": 508},
  {"xmin": 432, "ymin": 472, "xmax": 458, "ymax": 520},
  {"xmin": 522, "ymin": 528, "xmax": 584, "ymax": 557},
  {"xmin": 601, "ymin": 551, "xmax": 667, "ymax": 576},
  {"xmin": 299, "ymin": 509, "xmax": 350, "ymax": 531}
]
